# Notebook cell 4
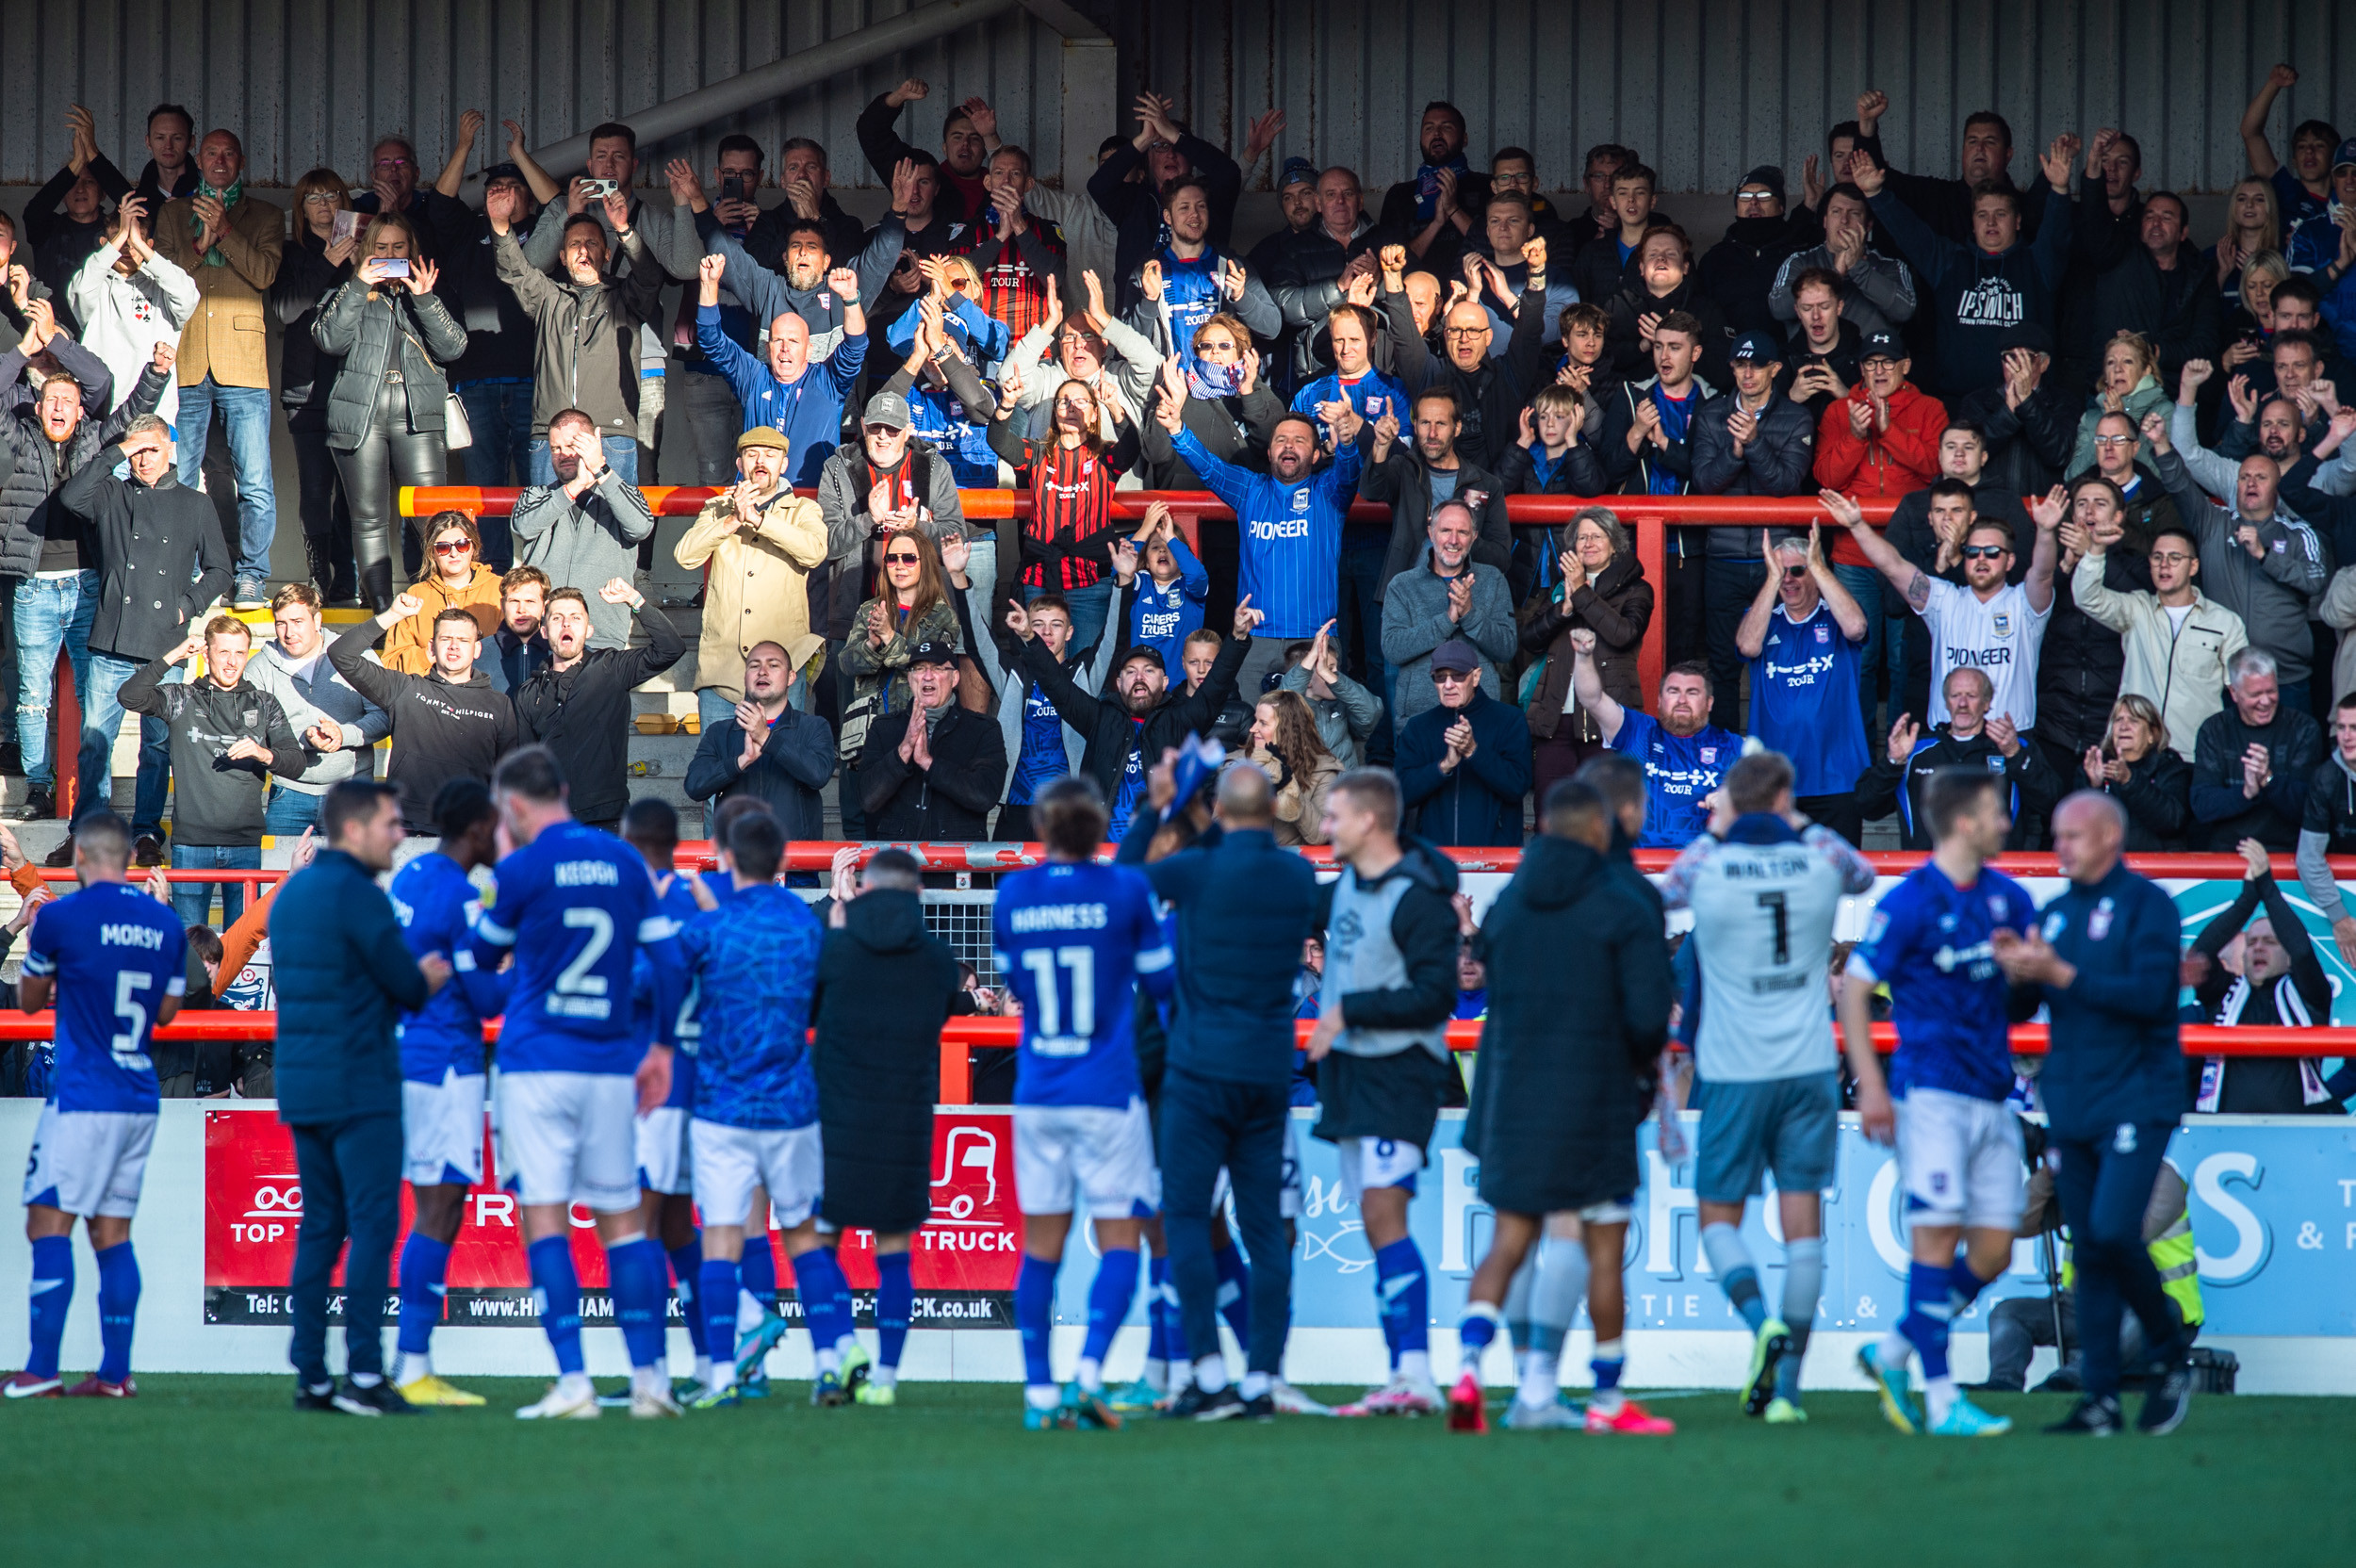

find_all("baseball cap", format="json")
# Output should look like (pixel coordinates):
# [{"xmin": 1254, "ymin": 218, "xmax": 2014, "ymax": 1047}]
[
  {"xmin": 862, "ymin": 390, "xmax": 912, "ymax": 432},
  {"xmin": 1738, "ymin": 165, "xmax": 1788, "ymax": 203},
  {"xmin": 482, "ymin": 162, "xmax": 527, "ymax": 187},
  {"xmin": 1431, "ymin": 638, "xmax": 1482, "ymax": 677},
  {"xmin": 1997, "ymin": 320, "xmax": 2054, "ymax": 356},
  {"xmin": 1857, "ymin": 330, "xmax": 1906, "ymax": 363},
  {"xmin": 1729, "ymin": 329, "xmax": 1784, "ymax": 364},
  {"xmin": 908, "ymin": 639, "xmax": 959, "ymax": 667},
  {"xmin": 2337, "ymin": 137, "xmax": 2356, "ymax": 171},
  {"xmin": 735, "ymin": 425, "xmax": 790, "ymax": 454},
  {"xmin": 1280, "ymin": 155, "xmax": 1318, "ymax": 190}
]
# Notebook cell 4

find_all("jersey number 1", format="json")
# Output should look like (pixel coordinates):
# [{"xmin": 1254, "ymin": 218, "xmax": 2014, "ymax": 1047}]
[
  {"xmin": 1756, "ymin": 890, "xmax": 1791, "ymax": 966},
  {"xmin": 1022, "ymin": 945, "xmax": 1096, "ymax": 1054}
]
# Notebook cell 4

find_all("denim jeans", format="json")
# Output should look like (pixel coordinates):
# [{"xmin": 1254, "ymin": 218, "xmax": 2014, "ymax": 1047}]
[
  {"xmin": 1063, "ymin": 579, "xmax": 1114, "ymax": 658},
  {"xmin": 78, "ymin": 653, "xmax": 171, "ymax": 837},
  {"xmin": 1831, "ymin": 563, "xmax": 1890, "ymax": 731},
  {"xmin": 13, "ymin": 573, "xmax": 95, "ymax": 790},
  {"xmin": 265, "ymin": 786, "xmax": 323, "ymax": 838},
  {"xmin": 176, "ymin": 377, "xmax": 277, "ymax": 584},
  {"xmin": 528, "ymin": 434, "xmax": 639, "ymax": 487},
  {"xmin": 171, "ymin": 842, "xmax": 261, "ymax": 928},
  {"xmin": 457, "ymin": 380, "xmax": 535, "ymax": 568}
]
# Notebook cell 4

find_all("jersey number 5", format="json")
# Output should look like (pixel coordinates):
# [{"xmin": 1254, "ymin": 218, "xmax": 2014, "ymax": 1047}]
[
  {"xmin": 111, "ymin": 971, "xmax": 154, "ymax": 1067},
  {"xmin": 1021, "ymin": 945, "xmax": 1096, "ymax": 1054}
]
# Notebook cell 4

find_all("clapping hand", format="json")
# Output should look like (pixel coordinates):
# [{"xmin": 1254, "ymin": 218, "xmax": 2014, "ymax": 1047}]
[
  {"xmin": 303, "ymin": 720, "xmax": 344, "ymax": 753},
  {"xmin": 1985, "ymin": 712, "xmax": 2021, "ymax": 759},
  {"xmin": 1447, "ymin": 572, "xmax": 1473, "ymax": 624},
  {"xmin": 2242, "ymin": 742, "xmax": 2272, "ymax": 799}
]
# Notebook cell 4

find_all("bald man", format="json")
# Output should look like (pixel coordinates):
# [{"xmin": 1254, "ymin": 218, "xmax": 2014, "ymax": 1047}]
[
  {"xmin": 1991, "ymin": 791, "xmax": 2196, "ymax": 1436},
  {"xmin": 1117, "ymin": 760, "xmax": 1323, "ymax": 1419}
]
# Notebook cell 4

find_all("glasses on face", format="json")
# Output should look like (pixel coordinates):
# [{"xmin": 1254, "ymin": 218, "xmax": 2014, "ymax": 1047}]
[
  {"xmin": 2150, "ymin": 550, "xmax": 2194, "ymax": 564},
  {"xmin": 1432, "ymin": 670, "xmax": 1474, "ymax": 684},
  {"xmin": 1781, "ymin": 565, "xmax": 1809, "ymax": 580},
  {"xmin": 2093, "ymin": 434, "xmax": 2135, "ymax": 447},
  {"xmin": 1958, "ymin": 545, "xmax": 2006, "ymax": 561},
  {"xmin": 883, "ymin": 551, "xmax": 922, "ymax": 565},
  {"xmin": 1444, "ymin": 326, "xmax": 1488, "ymax": 339},
  {"xmin": 1734, "ymin": 190, "xmax": 1776, "ymax": 206},
  {"xmin": 302, "ymin": 194, "xmax": 339, "ymax": 207},
  {"xmin": 433, "ymin": 539, "xmax": 472, "ymax": 556}
]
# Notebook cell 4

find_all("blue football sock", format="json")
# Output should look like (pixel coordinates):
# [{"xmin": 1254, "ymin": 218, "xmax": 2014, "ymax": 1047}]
[
  {"xmin": 1593, "ymin": 1352, "xmax": 1626, "ymax": 1391},
  {"xmin": 607, "ymin": 1236, "xmax": 668, "ymax": 1371},
  {"xmin": 1146, "ymin": 1253, "xmax": 1175, "ymax": 1367},
  {"xmin": 1374, "ymin": 1238, "xmax": 1430, "ymax": 1358},
  {"xmin": 1015, "ymin": 1253, "xmax": 1059, "ymax": 1390},
  {"xmin": 1948, "ymin": 1257, "xmax": 1995, "ymax": 1315},
  {"xmin": 875, "ymin": 1251, "xmax": 913, "ymax": 1372},
  {"xmin": 1700, "ymin": 1222, "xmax": 1768, "ymax": 1331},
  {"xmin": 1900, "ymin": 1260, "xmax": 1955, "ymax": 1381},
  {"xmin": 93, "ymin": 1240, "xmax": 139, "ymax": 1385},
  {"xmin": 1082, "ymin": 1247, "xmax": 1140, "ymax": 1369},
  {"xmin": 740, "ymin": 1232, "xmax": 778, "ymax": 1310},
  {"xmin": 529, "ymin": 1235, "xmax": 585, "ymax": 1376},
  {"xmin": 789, "ymin": 1247, "xmax": 854, "ymax": 1356},
  {"xmin": 396, "ymin": 1233, "xmax": 451, "ymax": 1358},
  {"xmin": 700, "ymin": 1257, "xmax": 741, "ymax": 1373},
  {"xmin": 668, "ymin": 1239, "xmax": 707, "ymax": 1358},
  {"xmin": 1212, "ymin": 1241, "xmax": 1251, "ymax": 1347},
  {"xmin": 26, "ymin": 1235, "xmax": 71, "ymax": 1380}
]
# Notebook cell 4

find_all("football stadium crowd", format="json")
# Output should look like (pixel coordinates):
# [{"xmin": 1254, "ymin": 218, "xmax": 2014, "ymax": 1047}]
[{"xmin": 4, "ymin": 70, "xmax": 2354, "ymax": 1436}]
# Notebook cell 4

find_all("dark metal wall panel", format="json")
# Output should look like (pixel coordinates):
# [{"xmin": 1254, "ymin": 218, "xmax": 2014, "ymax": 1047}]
[{"xmin": 5, "ymin": 1, "xmax": 2354, "ymax": 195}]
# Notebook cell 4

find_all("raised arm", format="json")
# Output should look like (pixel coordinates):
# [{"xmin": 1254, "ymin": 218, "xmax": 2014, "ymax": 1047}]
[
  {"xmin": 2241, "ymin": 64, "xmax": 2298, "ymax": 180},
  {"xmin": 1567, "ymin": 629, "xmax": 1625, "ymax": 743},
  {"xmin": 1820, "ymin": 488, "xmax": 1922, "ymax": 605}
]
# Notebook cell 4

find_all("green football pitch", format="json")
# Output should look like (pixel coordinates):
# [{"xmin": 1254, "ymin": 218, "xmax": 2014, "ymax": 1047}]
[{"xmin": 4, "ymin": 1378, "xmax": 2347, "ymax": 1565}]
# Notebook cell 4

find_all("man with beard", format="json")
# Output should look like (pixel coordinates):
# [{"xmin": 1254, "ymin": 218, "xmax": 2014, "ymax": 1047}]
[
  {"xmin": 507, "ymin": 580, "xmax": 686, "ymax": 833},
  {"xmin": 1852, "ymin": 90, "xmax": 2044, "ymax": 247},
  {"xmin": 1377, "ymin": 102, "xmax": 1487, "ymax": 278},
  {"xmin": 1572, "ymin": 638, "xmax": 1742, "ymax": 848},
  {"xmin": 1018, "ymin": 600, "xmax": 1255, "ymax": 842}
]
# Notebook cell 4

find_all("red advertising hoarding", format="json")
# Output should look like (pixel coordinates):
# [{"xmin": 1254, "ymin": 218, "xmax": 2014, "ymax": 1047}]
[{"xmin": 203, "ymin": 1106, "xmax": 1021, "ymax": 1329}]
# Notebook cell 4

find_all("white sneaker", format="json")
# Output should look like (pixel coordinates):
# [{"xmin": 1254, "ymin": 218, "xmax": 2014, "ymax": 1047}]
[
  {"xmin": 1335, "ymin": 1374, "xmax": 1443, "ymax": 1417},
  {"xmin": 1270, "ymin": 1379, "xmax": 1334, "ymax": 1416},
  {"xmin": 630, "ymin": 1383, "xmax": 683, "ymax": 1419},
  {"xmin": 515, "ymin": 1381, "xmax": 602, "ymax": 1421}
]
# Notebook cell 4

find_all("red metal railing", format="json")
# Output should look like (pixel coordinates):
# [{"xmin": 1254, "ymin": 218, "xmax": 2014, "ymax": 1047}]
[
  {"xmin": 0, "ymin": 1012, "xmax": 2331, "ymax": 1106},
  {"xmin": 403, "ymin": 487, "xmax": 1905, "ymax": 705}
]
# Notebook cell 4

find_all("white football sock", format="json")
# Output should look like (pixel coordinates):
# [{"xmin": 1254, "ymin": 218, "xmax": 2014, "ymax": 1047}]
[
  {"xmin": 1879, "ymin": 1331, "xmax": 1914, "ymax": 1371},
  {"xmin": 1516, "ymin": 1352, "xmax": 1560, "ymax": 1409},
  {"xmin": 1239, "ymin": 1370, "xmax": 1270, "ymax": 1400},
  {"xmin": 1077, "ymin": 1356, "xmax": 1104, "ymax": 1393},
  {"xmin": 397, "ymin": 1351, "xmax": 433, "ymax": 1385},
  {"xmin": 1399, "ymin": 1349, "xmax": 1432, "ymax": 1385},
  {"xmin": 1925, "ymin": 1375, "xmax": 1958, "ymax": 1426},
  {"xmin": 1194, "ymin": 1354, "xmax": 1229, "ymax": 1394}
]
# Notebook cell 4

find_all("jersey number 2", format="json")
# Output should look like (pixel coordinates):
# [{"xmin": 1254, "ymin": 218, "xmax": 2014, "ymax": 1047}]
[
  {"xmin": 1022, "ymin": 946, "xmax": 1096, "ymax": 1054},
  {"xmin": 558, "ymin": 907, "xmax": 614, "ymax": 996}
]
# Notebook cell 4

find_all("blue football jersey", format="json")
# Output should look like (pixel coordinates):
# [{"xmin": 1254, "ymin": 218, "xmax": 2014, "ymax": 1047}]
[
  {"xmin": 24, "ymin": 881, "xmax": 187, "ymax": 1113},
  {"xmin": 633, "ymin": 873, "xmax": 708, "ymax": 1111},
  {"xmin": 389, "ymin": 852, "xmax": 512, "ymax": 1083},
  {"xmin": 1748, "ymin": 601, "xmax": 1870, "ymax": 797},
  {"xmin": 1846, "ymin": 861, "xmax": 2036, "ymax": 1102},
  {"xmin": 994, "ymin": 861, "xmax": 1173, "ymax": 1108},
  {"xmin": 677, "ymin": 885, "xmax": 824, "ymax": 1130},
  {"xmin": 470, "ymin": 821, "xmax": 682, "ymax": 1075},
  {"xmin": 1608, "ymin": 710, "xmax": 1744, "ymax": 848}
]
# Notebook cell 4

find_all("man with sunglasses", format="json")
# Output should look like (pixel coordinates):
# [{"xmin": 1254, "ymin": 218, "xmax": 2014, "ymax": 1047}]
[
  {"xmin": 1831, "ymin": 481, "xmax": 2059, "ymax": 743},
  {"xmin": 1734, "ymin": 525, "xmax": 1873, "ymax": 843}
]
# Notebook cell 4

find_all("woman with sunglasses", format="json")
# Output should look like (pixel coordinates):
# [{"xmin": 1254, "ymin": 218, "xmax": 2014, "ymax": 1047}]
[
  {"xmin": 838, "ymin": 528, "xmax": 962, "ymax": 767},
  {"xmin": 381, "ymin": 511, "xmax": 502, "ymax": 675},
  {"xmin": 313, "ymin": 210, "xmax": 466, "ymax": 610},
  {"xmin": 270, "ymin": 168, "xmax": 362, "ymax": 602}
]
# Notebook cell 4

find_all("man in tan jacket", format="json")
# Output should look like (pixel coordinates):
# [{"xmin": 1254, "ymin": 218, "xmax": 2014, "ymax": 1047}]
[
  {"xmin": 152, "ymin": 128, "xmax": 283, "ymax": 608},
  {"xmin": 675, "ymin": 425, "xmax": 828, "ymax": 734}
]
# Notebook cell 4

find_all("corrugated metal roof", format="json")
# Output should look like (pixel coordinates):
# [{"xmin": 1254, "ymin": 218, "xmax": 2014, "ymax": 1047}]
[
  {"xmin": 0, "ymin": 0, "xmax": 1069, "ymax": 187},
  {"xmin": 4, "ymin": 1, "xmax": 2350, "ymax": 193},
  {"xmin": 1119, "ymin": 0, "xmax": 2356, "ymax": 194}
]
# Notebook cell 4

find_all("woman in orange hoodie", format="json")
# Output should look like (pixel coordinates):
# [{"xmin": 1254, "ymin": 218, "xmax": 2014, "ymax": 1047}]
[{"xmin": 382, "ymin": 511, "xmax": 503, "ymax": 674}]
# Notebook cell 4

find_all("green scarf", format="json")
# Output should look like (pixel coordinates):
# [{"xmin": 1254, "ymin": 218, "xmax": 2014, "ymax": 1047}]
[{"xmin": 192, "ymin": 178, "xmax": 243, "ymax": 267}]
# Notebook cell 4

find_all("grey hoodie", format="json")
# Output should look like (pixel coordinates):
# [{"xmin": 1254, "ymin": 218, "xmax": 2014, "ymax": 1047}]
[
  {"xmin": 2153, "ymin": 445, "xmax": 2328, "ymax": 685},
  {"xmin": 1379, "ymin": 550, "xmax": 1518, "ymax": 726}
]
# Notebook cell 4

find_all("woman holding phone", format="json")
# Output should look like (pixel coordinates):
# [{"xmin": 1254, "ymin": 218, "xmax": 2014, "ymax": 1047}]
[
  {"xmin": 312, "ymin": 211, "xmax": 466, "ymax": 610},
  {"xmin": 270, "ymin": 169, "xmax": 362, "ymax": 601}
]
